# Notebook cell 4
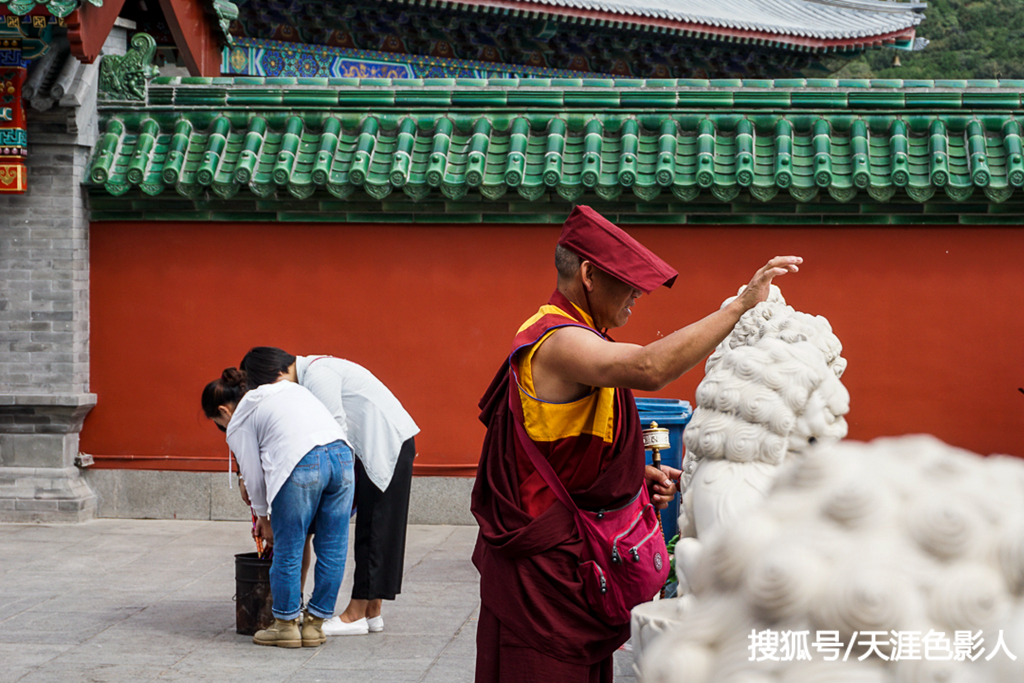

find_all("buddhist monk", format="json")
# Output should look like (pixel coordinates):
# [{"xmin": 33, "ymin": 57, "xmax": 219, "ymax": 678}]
[{"xmin": 471, "ymin": 205, "xmax": 802, "ymax": 682}]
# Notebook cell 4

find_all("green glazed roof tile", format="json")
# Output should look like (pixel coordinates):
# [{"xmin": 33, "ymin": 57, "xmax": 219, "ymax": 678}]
[
  {"xmin": 87, "ymin": 79, "xmax": 1024, "ymax": 224},
  {"xmin": 132, "ymin": 78, "xmax": 1024, "ymax": 115}
]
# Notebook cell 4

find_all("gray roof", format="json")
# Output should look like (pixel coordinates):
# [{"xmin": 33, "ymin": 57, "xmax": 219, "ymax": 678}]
[{"xmin": 508, "ymin": 0, "xmax": 924, "ymax": 40}]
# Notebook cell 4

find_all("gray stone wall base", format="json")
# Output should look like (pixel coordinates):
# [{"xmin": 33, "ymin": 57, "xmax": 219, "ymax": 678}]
[
  {"xmin": 80, "ymin": 470, "xmax": 477, "ymax": 525},
  {"xmin": 83, "ymin": 469, "xmax": 252, "ymax": 521},
  {"xmin": 0, "ymin": 432, "xmax": 78, "ymax": 469},
  {"xmin": 0, "ymin": 395, "xmax": 98, "ymax": 522},
  {"xmin": 0, "ymin": 466, "xmax": 97, "ymax": 523},
  {"xmin": 408, "ymin": 476, "xmax": 476, "ymax": 525}
]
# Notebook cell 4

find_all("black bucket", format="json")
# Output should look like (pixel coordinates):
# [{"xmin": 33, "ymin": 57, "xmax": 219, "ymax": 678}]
[{"xmin": 234, "ymin": 552, "xmax": 274, "ymax": 635}]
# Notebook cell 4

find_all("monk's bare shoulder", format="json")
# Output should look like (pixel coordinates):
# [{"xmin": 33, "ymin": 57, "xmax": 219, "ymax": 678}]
[
  {"xmin": 533, "ymin": 326, "xmax": 648, "ymax": 399},
  {"xmin": 530, "ymin": 327, "xmax": 598, "ymax": 403}
]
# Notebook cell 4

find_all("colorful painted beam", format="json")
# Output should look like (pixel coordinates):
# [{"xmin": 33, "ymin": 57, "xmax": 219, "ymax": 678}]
[{"xmin": 222, "ymin": 37, "xmax": 614, "ymax": 80}]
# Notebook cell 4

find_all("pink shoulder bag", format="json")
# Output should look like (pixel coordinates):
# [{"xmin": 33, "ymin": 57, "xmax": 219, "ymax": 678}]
[{"xmin": 512, "ymin": 416, "xmax": 670, "ymax": 625}]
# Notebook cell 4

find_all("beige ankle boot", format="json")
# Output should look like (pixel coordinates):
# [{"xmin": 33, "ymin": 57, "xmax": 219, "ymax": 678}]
[
  {"xmin": 253, "ymin": 617, "xmax": 302, "ymax": 648},
  {"xmin": 301, "ymin": 611, "xmax": 326, "ymax": 647}
]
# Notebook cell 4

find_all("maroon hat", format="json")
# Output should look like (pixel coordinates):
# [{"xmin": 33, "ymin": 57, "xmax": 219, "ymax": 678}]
[{"xmin": 557, "ymin": 206, "xmax": 678, "ymax": 293}]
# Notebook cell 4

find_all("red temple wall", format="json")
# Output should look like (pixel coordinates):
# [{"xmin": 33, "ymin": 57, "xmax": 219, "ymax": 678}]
[{"xmin": 82, "ymin": 221, "xmax": 1024, "ymax": 472}]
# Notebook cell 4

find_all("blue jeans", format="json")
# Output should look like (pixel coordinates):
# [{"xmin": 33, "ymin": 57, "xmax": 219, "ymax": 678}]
[{"xmin": 269, "ymin": 440, "xmax": 354, "ymax": 620}]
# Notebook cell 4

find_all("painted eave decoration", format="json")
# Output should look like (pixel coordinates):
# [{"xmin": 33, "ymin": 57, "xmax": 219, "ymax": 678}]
[
  {"xmin": 88, "ymin": 50, "xmax": 1024, "ymax": 225},
  {"xmin": 0, "ymin": 2, "xmax": 84, "ymax": 195},
  {"xmin": 381, "ymin": 0, "xmax": 923, "ymax": 51},
  {"xmin": 0, "ymin": 22, "xmax": 29, "ymax": 194},
  {"xmin": 227, "ymin": 0, "xmax": 925, "ymax": 80}
]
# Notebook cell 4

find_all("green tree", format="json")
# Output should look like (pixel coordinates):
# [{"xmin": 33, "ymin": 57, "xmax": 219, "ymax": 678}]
[{"xmin": 829, "ymin": 0, "xmax": 1024, "ymax": 80}]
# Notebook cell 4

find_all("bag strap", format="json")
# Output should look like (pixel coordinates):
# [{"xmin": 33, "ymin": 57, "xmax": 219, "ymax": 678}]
[{"xmin": 507, "ymin": 376, "xmax": 581, "ymax": 517}]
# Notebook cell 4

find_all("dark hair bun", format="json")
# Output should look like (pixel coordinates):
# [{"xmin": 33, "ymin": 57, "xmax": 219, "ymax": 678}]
[
  {"xmin": 201, "ymin": 368, "xmax": 249, "ymax": 418},
  {"xmin": 221, "ymin": 367, "xmax": 247, "ymax": 390}
]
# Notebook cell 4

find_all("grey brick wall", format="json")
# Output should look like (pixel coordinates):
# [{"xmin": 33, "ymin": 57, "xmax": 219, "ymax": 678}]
[
  {"xmin": 0, "ymin": 138, "xmax": 93, "ymax": 396},
  {"xmin": 0, "ymin": 26, "xmax": 125, "ymax": 522}
]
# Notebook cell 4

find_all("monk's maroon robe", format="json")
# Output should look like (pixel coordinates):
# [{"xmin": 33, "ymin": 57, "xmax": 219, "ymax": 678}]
[{"xmin": 471, "ymin": 291, "xmax": 647, "ymax": 679}]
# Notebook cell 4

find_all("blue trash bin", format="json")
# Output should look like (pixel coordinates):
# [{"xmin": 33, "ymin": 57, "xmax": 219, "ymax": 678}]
[{"xmin": 635, "ymin": 397, "xmax": 692, "ymax": 544}]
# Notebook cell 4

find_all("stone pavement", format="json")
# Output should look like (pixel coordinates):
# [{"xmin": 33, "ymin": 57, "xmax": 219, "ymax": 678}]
[{"xmin": 0, "ymin": 520, "xmax": 638, "ymax": 683}]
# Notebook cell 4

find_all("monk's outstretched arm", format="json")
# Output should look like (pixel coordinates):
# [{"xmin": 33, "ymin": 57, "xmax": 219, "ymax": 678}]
[{"xmin": 538, "ymin": 256, "xmax": 802, "ymax": 393}]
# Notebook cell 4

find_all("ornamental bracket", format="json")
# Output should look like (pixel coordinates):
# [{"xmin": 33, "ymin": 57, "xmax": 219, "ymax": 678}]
[{"xmin": 97, "ymin": 31, "xmax": 157, "ymax": 101}]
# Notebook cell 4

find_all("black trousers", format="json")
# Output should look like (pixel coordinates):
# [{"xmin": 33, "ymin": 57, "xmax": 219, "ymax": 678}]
[{"xmin": 351, "ymin": 436, "xmax": 415, "ymax": 601}]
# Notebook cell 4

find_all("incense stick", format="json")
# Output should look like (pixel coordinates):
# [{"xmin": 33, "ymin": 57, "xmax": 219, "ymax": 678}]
[{"xmin": 250, "ymin": 509, "xmax": 265, "ymax": 559}]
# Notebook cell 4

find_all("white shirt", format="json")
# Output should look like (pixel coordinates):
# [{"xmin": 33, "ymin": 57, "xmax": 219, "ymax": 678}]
[
  {"xmin": 297, "ymin": 356, "xmax": 419, "ymax": 492},
  {"xmin": 226, "ymin": 381, "xmax": 348, "ymax": 516}
]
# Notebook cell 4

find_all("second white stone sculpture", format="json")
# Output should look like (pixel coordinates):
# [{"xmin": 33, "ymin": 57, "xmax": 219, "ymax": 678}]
[{"xmin": 639, "ymin": 435, "xmax": 1024, "ymax": 683}]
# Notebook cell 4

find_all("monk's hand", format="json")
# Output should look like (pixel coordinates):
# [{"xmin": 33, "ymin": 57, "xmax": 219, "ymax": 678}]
[
  {"xmin": 645, "ymin": 464, "xmax": 681, "ymax": 510},
  {"xmin": 737, "ymin": 256, "xmax": 803, "ymax": 312}
]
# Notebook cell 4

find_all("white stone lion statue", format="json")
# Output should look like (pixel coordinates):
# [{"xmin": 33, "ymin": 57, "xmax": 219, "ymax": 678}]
[{"xmin": 674, "ymin": 285, "xmax": 850, "ymax": 594}]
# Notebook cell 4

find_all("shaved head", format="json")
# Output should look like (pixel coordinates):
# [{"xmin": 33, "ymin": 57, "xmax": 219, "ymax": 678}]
[{"xmin": 555, "ymin": 244, "xmax": 582, "ymax": 284}]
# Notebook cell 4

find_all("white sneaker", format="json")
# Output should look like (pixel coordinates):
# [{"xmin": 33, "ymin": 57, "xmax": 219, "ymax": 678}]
[
  {"xmin": 367, "ymin": 615, "xmax": 384, "ymax": 633},
  {"xmin": 322, "ymin": 616, "xmax": 369, "ymax": 636}
]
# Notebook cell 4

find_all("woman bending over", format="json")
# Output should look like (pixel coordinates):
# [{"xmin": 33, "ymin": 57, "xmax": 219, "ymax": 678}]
[
  {"xmin": 201, "ymin": 367, "xmax": 355, "ymax": 648},
  {"xmin": 241, "ymin": 347, "xmax": 418, "ymax": 636}
]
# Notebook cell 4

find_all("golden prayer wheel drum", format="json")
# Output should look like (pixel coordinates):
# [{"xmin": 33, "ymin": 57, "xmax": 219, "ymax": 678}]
[{"xmin": 642, "ymin": 422, "xmax": 672, "ymax": 452}]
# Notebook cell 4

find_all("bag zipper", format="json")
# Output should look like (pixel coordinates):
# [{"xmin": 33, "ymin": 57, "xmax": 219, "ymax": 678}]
[
  {"xmin": 595, "ymin": 488, "xmax": 643, "ymax": 519},
  {"xmin": 610, "ymin": 506, "xmax": 647, "ymax": 564},
  {"xmin": 594, "ymin": 563, "xmax": 608, "ymax": 594},
  {"xmin": 628, "ymin": 506, "xmax": 660, "ymax": 562}
]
